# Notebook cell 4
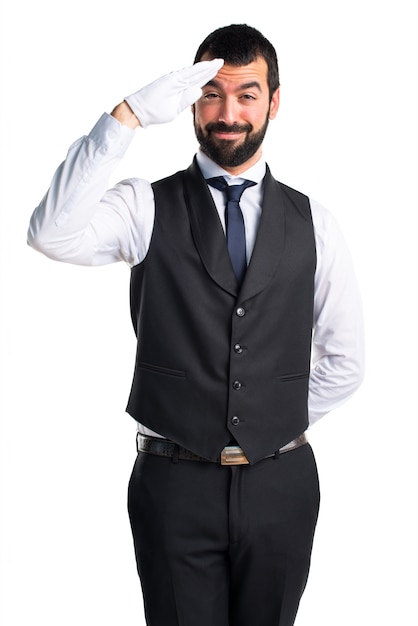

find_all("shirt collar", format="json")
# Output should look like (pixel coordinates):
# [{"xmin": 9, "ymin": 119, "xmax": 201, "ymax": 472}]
[{"xmin": 196, "ymin": 149, "xmax": 266, "ymax": 184}]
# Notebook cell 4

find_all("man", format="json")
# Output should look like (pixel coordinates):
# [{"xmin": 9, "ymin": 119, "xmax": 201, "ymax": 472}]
[{"xmin": 28, "ymin": 24, "xmax": 364, "ymax": 626}]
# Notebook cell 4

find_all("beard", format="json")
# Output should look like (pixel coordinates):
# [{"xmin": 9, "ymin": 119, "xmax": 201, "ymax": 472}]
[{"xmin": 194, "ymin": 114, "xmax": 270, "ymax": 169}]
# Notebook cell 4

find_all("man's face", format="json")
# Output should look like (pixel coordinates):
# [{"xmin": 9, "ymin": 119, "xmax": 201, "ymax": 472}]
[{"xmin": 193, "ymin": 56, "xmax": 280, "ymax": 174}]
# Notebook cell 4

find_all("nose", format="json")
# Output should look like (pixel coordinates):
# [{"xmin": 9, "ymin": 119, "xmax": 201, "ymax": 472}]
[{"xmin": 218, "ymin": 97, "xmax": 238, "ymax": 125}]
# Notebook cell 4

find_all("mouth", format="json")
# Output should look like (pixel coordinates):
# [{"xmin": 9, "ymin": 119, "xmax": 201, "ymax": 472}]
[
  {"xmin": 205, "ymin": 122, "xmax": 252, "ymax": 142},
  {"xmin": 211, "ymin": 130, "xmax": 245, "ymax": 141}
]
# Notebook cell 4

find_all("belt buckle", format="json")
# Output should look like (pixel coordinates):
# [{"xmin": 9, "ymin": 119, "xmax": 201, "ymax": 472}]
[{"xmin": 220, "ymin": 446, "xmax": 249, "ymax": 466}]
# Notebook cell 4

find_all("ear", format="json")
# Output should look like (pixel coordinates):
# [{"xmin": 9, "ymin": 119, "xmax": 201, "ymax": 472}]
[{"xmin": 269, "ymin": 87, "xmax": 280, "ymax": 120}]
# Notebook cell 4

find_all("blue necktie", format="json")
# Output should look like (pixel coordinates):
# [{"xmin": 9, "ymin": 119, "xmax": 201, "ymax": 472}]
[{"xmin": 207, "ymin": 177, "xmax": 256, "ymax": 286}]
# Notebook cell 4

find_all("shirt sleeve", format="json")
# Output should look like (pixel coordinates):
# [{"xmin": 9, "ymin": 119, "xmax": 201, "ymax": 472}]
[
  {"xmin": 308, "ymin": 198, "xmax": 365, "ymax": 424},
  {"xmin": 27, "ymin": 113, "xmax": 155, "ymax": 267}
]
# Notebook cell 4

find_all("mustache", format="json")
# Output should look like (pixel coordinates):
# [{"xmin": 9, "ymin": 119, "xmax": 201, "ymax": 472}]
[{"xmin": 205, "ymin": 121, "xmax": 253, "ymax": 134}]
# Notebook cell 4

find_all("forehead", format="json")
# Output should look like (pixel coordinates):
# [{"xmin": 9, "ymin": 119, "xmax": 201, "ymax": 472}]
[{"xmin": 201, "ymin": 55, "xmax": 269, "ymax": 90}]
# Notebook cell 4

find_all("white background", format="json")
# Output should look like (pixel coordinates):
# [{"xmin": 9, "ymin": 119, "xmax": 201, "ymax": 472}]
[{"xmin": 1, "ymin": 0, "xmax": 417, "ymax": 624}]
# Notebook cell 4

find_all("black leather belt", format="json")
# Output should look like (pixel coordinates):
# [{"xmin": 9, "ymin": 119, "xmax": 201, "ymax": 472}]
[{"xmin": 136, "ymin": 433, "xmax": 308, "ymax": 466}]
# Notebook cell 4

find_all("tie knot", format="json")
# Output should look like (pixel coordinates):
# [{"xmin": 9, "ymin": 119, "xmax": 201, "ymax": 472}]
[{"xmin": 207, "ymin": 177, "xmax": 256, "ymax": 203}]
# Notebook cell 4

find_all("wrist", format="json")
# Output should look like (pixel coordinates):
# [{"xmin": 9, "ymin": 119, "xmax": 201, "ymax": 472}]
[{"xmin": 111, "ymin": 101, "xmax": 141, "ymax": 129}]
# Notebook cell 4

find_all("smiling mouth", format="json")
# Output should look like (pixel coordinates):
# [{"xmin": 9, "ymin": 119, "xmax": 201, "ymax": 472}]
[
  {"xmin": 212, "ymin": 130, "xmax": 245, "ymax": 140},
  {"xmin": 206, "ymin": 122, "xmax": 252, "ymax": 138}
]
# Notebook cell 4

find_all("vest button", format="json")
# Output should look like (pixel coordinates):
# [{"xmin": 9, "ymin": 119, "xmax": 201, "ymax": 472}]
[
  {"xmin": 236, "ymin": 307, "xmax": 246, "ymax": 317},
  {"xmin": 234, "ymin": 344, "xmax": 243, "ymax": 354},
  {"xmin": 231, "ymin": 416, "xmax": 240, "ymax": 426},
  {"xmin": 233, "ymin": 380, "xmax": 242, "ymax": 390}
]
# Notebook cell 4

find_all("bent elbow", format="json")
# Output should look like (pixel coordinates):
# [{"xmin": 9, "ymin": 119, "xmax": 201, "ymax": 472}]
[
  {"xmin": 27, "ymin": 222, "xmax": 58, "ymax": 260},
  {"xmin": 26, "ymin": 221, "xmax": 93, "ymax": 265}
]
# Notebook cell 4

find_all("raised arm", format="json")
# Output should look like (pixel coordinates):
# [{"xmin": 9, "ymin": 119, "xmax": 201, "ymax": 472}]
[{"xmin": 27, "ymin": 59, "xmax": 224, "ymax": 267}]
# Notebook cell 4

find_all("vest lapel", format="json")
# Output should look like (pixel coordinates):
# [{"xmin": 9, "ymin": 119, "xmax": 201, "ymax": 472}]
[
  {"xmin": 183, "ymin": 160, "xmax": 286, "ymax": 301},
  {"xmin": 240, "ymin": 166, "xmax": 286, "ymax": 302},
  {"xmin": 183, "ymin": 159, "xmax": 238, "ymax": 297}
]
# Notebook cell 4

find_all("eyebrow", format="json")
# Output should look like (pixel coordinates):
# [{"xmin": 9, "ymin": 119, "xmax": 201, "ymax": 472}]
[{"xmin": 204, "ymin": 79, "xmax": 263, "ymax": 92}]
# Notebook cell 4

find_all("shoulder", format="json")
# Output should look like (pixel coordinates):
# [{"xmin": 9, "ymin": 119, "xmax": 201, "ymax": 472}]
[
  {"xmin": 266, "ymin": 168, "xmax": 310, "ymax": 216},
  {"xmin": 268, "ymin": 170, "xmax": 343, "ymax": 248},
  {"xmin": 278, "ymin": 180, "xmax": 310, "ymax": 205},
  {"xmin": 152, "ymin": 169, "xmax": 187, "ymax": 192},
  {"xmin": 308, "ymin": 197, "xmax": 344, "ymax": 248}
]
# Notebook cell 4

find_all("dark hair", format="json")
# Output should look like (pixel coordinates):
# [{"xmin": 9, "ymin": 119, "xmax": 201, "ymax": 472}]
[{"xmin": 194, "ymin": 24, "xmax": 280, "ymax": 99}]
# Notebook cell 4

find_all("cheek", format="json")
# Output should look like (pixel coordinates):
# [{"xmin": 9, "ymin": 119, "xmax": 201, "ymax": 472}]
[
  {"xmin": 246, "ymin": 111, "xmax": 265, "ymax": 129},
  {"xmin": 195, "ymin": 111, "xmax": 217, "ymax": 134},
  {"xmin": 193, "ymin": 103, "xmax": 206, "ymax": 127},
  {"xmin": 250, "ymin": 104, "xmax": 271, "ymax": 128}
]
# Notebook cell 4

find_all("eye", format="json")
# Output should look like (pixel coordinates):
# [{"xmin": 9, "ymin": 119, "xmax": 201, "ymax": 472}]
[
  {"xmin": 203, "ymin": 92, "xmax": 221, "ymax": 100},
  {"xmin": 240, "ymin": 94, "xmax": 257, "ymax": 101}
]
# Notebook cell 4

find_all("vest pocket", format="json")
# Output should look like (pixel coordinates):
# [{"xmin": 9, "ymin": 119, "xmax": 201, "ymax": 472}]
[
  {"xmin": 138, "ymin": 361, "xmax": 186, "ymax": 378},
  {"xmin": 276, "ymin": 372, "xmax": 309, "ymax": 382}
]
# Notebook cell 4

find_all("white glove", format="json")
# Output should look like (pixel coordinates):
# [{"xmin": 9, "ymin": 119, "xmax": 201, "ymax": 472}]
[{"xmin": 125, "ymin": 58, "xmax": 224, "ymax": 128}]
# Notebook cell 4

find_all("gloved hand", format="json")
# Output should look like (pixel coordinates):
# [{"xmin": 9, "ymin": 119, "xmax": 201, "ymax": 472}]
[{"xmin": 124, "ymin": 58, "xmax": 224, "ymax": 128}]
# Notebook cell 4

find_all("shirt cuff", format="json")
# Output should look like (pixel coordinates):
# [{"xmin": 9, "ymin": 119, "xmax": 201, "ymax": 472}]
[{"xmin": 88, "ymin": 112, "xmax": 135, "ymax": 156}]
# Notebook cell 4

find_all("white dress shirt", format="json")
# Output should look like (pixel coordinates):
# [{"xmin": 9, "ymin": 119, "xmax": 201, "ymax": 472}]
[{"xmin": 28, "ymin": 112, "xmax": 365, "ymax": 438}]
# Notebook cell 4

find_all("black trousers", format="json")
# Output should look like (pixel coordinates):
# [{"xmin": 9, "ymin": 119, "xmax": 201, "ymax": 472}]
[{"xmin": 127, "ymin": 443, "xmax": 320, "ymax": 626}]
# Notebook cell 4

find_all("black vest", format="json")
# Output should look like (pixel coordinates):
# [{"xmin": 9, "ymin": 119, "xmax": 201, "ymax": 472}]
[{"xmin": 126, "ymin": 159, "xmax": 316, "ymax": 464}]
